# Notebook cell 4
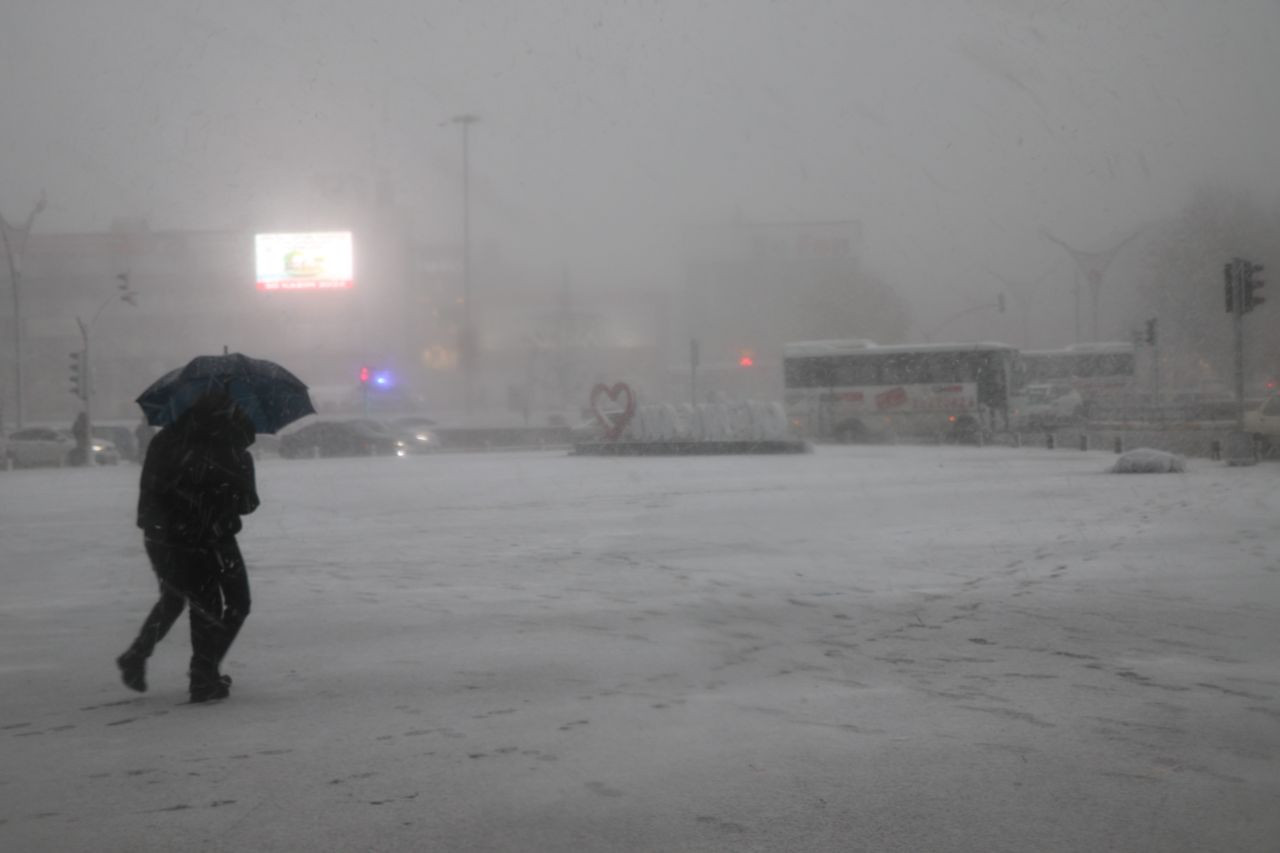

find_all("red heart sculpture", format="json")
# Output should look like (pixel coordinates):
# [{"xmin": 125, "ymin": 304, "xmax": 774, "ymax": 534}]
[{"xmin": 589, "ymin": 382, "xmax": 636, "ymax": 441}]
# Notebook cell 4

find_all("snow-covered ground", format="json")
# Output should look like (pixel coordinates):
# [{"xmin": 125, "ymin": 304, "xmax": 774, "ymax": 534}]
[{"xmin": 1, "ymin": 445, "xmax": 1277, "ymax": 852}]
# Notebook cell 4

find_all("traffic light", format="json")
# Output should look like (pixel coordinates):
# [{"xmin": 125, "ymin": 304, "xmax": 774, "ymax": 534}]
[
  {"xmin": 1225, "ymin": 262, "xmax": 1235, "ymax": 313},
  {"xmin": 1243, "ymin": 262, "xmax": 1266, "ymax": 312},
  {"xmin": 359, "ymin": 366, "xmax": 371, "ymax": 385},
  {"xmin": 738, "ymin": 351, "xmax": 755, "ymax": 368},
  {"xmin": 1145, "ymin": 317, "xmax": 1157, "ymax": 345},
  {"xmin": 69, "ymin": 350, "xmax": 86, "ymax": 400}
]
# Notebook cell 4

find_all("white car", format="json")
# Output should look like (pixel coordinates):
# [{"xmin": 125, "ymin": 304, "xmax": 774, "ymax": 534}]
[
  {"xmin": 5, "ymin": 426, "xmax": 77, "ymax": 468},
  {"xmin": 1244, "ymin": 393, "xmax": 1280, "ymax": 454},
  {"xmin": 3, "ymin": 427, "xmax": 121, "ymax": 467}
]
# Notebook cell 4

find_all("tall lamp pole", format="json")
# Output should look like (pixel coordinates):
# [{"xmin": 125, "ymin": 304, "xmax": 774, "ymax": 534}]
[
  {"xmin": 450, "ymin": 113, "xmax": 480, "ymax": 420},
  {"xmin": 73, "ymin": 273, "xmax": 138, "ymax": 465},
  {"xmin": 1040, "ymin": 226, "xmax": 1144, "ymax": 343},
  {"xmin": 1, "ymin": 192, "xmax": 47, "ymax": 429}
]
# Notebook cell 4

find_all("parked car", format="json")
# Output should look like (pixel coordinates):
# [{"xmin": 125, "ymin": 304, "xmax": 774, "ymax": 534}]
[
  {"xmin": 1244, "ymin": 392, "xmax": 1280, "ymax": 454},
  {"xmin": 279, "ymin": 418, "xmax": 404, "ymax": 459},
  {"xmin": 5, "ymin": 426, "xmax": 77, "ymax": 467}
]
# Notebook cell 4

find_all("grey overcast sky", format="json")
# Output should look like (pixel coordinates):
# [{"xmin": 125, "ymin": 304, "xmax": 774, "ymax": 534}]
[{"xmin": 3, "ymin": 0, "xmax": 1279, "ymax": 333}]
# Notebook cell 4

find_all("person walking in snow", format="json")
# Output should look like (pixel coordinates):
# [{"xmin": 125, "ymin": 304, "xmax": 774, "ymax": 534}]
[{"xmin": 116, "ymin": 390, "xmax": 259, "ymax": 702}]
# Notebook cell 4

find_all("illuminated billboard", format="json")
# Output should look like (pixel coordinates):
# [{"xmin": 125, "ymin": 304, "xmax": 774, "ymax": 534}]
[{"xmin": 255, "ymin": 232, "xmax": 354, "ymax": 292}]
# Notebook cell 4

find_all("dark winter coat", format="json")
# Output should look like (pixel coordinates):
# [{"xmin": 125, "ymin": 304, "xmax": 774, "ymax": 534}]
[{"xmin": 136, "ymin": 392, "xmax": 260, "ymax": 544}]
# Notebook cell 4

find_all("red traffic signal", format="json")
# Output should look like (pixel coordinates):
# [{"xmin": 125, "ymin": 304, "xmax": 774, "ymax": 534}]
[
  {"xmin": 359, "ymin": 366, "xmax": 371, "ymax": 384},
  {"xmin": 739, "ymin": 354, "xmax": 755, "ymax": 368}
]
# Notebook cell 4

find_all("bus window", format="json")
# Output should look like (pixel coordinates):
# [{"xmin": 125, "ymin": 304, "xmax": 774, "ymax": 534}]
[
  {"xmin": 832, "ymin": 356, "xmax": 879, "ymax": 386},
  {"xmin": 880, "ymin": 354, "xmax": 920, "ymax": 385},
  {"xmin": 784, "ymin": 357, "xmax": 832, "ymax": 388},
  {"xmin": 925, "ymin": 353, "xmax": 979, "ymax": 383}
]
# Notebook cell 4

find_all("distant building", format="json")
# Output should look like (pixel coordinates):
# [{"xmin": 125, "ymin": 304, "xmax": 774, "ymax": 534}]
[
  {"xmin": 3, "ymin": 213, "xmax": 673, "ymax": 427},
  {"xmin": 3, "ymin": 214, "xmax": 424, "ymax": 425}
]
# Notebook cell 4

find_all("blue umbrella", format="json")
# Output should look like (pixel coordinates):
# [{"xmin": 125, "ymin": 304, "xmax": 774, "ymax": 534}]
[{"xmin": 136, "ymin": 353, "xmax": 316, "ymax": 434}]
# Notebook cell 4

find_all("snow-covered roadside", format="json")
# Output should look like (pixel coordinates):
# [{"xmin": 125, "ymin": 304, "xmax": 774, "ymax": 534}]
[{"xmin": 2, "ymin": 446, "xmax": 1277, "ymax": 852}]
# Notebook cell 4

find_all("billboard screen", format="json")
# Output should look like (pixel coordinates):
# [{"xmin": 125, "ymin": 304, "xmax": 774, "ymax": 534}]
[{"xmin": 255, "ymin": 232, "xmax": 354, "ymax": 292}]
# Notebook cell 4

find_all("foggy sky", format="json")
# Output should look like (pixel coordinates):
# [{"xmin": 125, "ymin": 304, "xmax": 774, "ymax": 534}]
[{"xmin": 3, "ymin": 0, "xmax": 1279, "ymax": 342}]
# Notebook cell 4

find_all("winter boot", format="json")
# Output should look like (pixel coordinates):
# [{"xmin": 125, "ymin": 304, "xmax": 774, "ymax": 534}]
[
  {"xmin": 189, "ymin": 669, "xmax": 231, "ymax": 703},
  {"xmin": 116, "ymin": 651, "xmax": 148, "ymax": 693}
]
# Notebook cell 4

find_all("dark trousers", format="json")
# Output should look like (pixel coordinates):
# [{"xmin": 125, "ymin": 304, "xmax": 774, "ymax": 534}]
[{"xmin": 126, "ymin": 537, "xmax": 251, "ymax": 679}]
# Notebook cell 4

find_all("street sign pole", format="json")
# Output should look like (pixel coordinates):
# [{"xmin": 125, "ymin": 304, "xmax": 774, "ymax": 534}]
[{"xmin": 689, "ymin": 339, "xmax": 700, "ymax": 406}]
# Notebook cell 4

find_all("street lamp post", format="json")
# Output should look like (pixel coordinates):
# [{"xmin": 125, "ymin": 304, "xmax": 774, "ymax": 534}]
[
  {"xmin": 1, "ymin": 192, "xmax": 47, "ymax": 429},
  {"xmin": 1040, "ymin": 227, "xmax": 1144, "ymax": 343},
  {"xmin": 450, "ymin": 113, "xmax": 480, "ymax": 420},
  {"xmin": 73, "ymin": 273, "xmax": 138, "ymax": 465}
]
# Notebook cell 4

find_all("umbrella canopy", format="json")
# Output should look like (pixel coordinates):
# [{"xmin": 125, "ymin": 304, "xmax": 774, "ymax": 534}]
[{"xmin": 136, "ymin": 353, "xmax": 316, "ymax": 434}]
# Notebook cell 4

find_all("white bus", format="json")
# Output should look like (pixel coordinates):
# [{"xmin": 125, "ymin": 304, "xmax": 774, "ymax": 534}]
[{"xmin": 783, "ymin": 339, "xmax": 1018, "ymax": 442}]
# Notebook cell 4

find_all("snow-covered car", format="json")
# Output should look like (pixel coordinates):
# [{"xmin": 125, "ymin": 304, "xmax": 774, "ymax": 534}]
[
  {"xmin": 1244, "ymin": 392, "xmax": 1280, "ymax": 454},
  {"xmin": 5, "ymin": 426, "xmax": 77, "ymax": 467},
  {"xmin": 5, "ymin": 427, "xmax": 121, "ymax": 467},
  {"xmin": 1011, "ymin": 383, "xmax": 1084, "ymax": 429}
]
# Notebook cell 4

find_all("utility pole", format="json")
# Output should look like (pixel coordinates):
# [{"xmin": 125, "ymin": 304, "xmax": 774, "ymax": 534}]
[
  {"xmin": 450, "ymin": 113, "xmax": 480, "ymax": 421},
  {"xmin": 1, "ymin": 192, "xmax": 47, "ymax": 429}
]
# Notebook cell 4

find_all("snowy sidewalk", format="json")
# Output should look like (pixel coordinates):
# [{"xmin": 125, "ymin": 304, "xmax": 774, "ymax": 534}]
[{"xmin": 2, "ymin": 446, "xmax": 1277, "ymax": 852}]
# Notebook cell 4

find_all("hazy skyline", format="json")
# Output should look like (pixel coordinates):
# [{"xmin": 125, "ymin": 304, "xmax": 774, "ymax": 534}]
[{"xmin": 3, "ymin": 0, "xmax": 1279, "ymax": 343}]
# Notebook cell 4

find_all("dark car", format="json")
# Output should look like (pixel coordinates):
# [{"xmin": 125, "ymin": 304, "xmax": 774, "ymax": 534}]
[
  {"xmin": 279, "ymin": 418, "xmax": 403, "ymax": 459},
  {"xmin": 91, "ymin": 425, "xmax": 139, "ymax": 462},
  {"xmin": 386, "ymin": 416, "xmax": 442, "ymax": 454}
]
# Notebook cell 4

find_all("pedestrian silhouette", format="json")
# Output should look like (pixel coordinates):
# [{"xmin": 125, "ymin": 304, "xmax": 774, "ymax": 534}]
[{"xmin": 116, "ymin": 390, "xmax": 259, "ymax": 702}]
